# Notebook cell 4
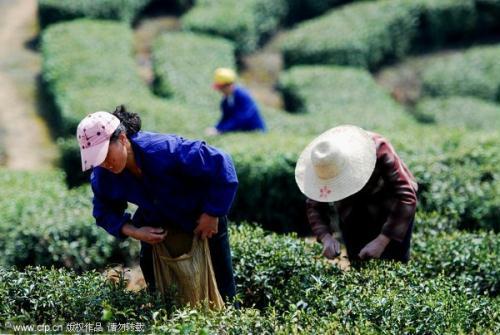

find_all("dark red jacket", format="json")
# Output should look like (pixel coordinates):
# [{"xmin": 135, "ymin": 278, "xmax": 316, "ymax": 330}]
[{"xmin": 306, "ymin": 132, "xmax": 418, "ymax": 242}]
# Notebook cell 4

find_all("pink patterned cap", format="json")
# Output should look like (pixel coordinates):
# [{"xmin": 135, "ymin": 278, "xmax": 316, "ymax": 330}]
[{"xmin": 76, "ymin": 111, "xmax": 120, "ymax": 171}]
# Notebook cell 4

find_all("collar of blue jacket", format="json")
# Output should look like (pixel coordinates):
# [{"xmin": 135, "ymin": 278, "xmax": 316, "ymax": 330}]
[{"xmin": 90, "ymin": 131, "xmax": 239, "ymax": 239}]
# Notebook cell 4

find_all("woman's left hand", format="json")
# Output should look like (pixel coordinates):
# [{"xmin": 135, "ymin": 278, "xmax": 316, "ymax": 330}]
[
  {"xmin": 194, "ymin": 213, "xmax": 219, "ymax": 239},
  {"xmin": 358, "ymin": 234, "xmax": 391, "ymax": 260}
]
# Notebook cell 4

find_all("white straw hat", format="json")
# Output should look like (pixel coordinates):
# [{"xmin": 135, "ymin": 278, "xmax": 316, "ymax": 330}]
[{"xmin": 295, "ymin": 125, "xmax": 376, "ymax": 202}]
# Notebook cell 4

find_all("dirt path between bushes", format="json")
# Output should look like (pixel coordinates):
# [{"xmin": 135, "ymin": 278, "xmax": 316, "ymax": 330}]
[{"xmin": 0, "ymin": 0, "xmax": 57, "ymax": 170}]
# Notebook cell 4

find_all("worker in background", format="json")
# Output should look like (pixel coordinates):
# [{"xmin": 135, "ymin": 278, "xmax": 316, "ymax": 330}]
[{"xmin": 205, "ymin": 68, "xmax": 266, "ymax": 136}]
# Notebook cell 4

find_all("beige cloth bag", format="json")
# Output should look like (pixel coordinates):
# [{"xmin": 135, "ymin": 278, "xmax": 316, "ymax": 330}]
[{"xmin": 152, "ymin": 228, "xmax": 224, "ymax": 310}]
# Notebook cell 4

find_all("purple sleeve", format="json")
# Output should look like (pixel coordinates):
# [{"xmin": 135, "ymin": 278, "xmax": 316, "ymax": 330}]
[
  {"xmin": 376, "ymin": 136, "xmax": 418, "ymax": 242},
  {"xmin": 306, "ymin": 198, "xmax": 332, "ymax": 241}
]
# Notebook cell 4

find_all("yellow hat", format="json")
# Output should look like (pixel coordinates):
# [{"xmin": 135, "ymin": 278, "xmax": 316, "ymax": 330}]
[{"xmin": 213, "ymin": 68, "xmax": 236, "ymax": 87}]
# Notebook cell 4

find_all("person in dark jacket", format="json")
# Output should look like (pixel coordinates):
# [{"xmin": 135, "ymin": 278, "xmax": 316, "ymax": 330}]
[
  {"xmin": 295, "ymin": 125, "xmax": 418, "ymax": 262},
  {"xmin": 205, "ymin": 67, "xmax": 266, "ymax": 136},
  {"xmin": 76, "ymin": 105, "xmax": 238, "ymax": 300}
]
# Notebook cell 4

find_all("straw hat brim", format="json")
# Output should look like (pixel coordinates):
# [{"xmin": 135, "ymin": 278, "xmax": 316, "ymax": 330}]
[{"xmin": 295, "ymin": 125, "xmax": 377, "ymax": 202}]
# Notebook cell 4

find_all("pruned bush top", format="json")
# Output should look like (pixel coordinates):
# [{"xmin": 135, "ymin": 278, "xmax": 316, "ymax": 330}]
[
  {"xmin": 182, "ymin": 0, "xmax": 287, "ymax": 54},
  {"xmin": 0, "ymin": 170, "xmax": 138, "ymax": 271},
  {"xmin": 278, "ymin": 65, "xmax": 416, "ymax": 132},
  {"xmin": 1, "ymin": 225, "xmax": 499, "ymax": 333},
  {"xmin": 413, "ymin": 97, "xmax": 500, "ymax": 130},
  {"xmin": 38, "ymin": 0, "xmax": 151, "ymax": 28},
  {"xmin": 280, "ymin": 0, "xmax": 420, "ymax": 69},
  {"xmin": 152, "ymin": 32, "xmax": 235, "ymax": 110},
  {"xmin": 421, "ymin": 45, "xmax": 500, "ymax": 102}
]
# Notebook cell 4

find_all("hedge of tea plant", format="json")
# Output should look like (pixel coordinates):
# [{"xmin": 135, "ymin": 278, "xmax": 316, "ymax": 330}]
[
  {"xmin": 421, "ymin": 45, "xmax": 500, "ymax": 102},
  {"xmin": 230, "ymin": 225, "xmax": 500, "ymax": 305},
  {"xmin": 284, "ymin": 0, "xmax": 352, "ymax": 24},
  {"xmin": 40, "ymin": 19, "xmax": 150, "ymax": 137},
  {"xmin": 280, "ymin": 0, "xmax": 498, "ymax": 69},
  {"xmin": 1, "ymin": 225, "xmax": 499, "ymax": 333},
  {"xmin": 0, "ymin": 170, "xmax": 139, "ymax": 271},
  {"xmin": 413, "ymin": 97, "xmax": 500, "ymax": 130},
  {"xmin": 0, "ymin": 266, "xmax": 162, "ymax": 326},
  {"xmin": 280, "ymin": 0, "xmax": 421, "ymax": 69},
  {"xmin": 181, "ymin": 0, "xmax": 287, "ymax": 54},
  {"xmin": 415, "ymin": 0, "xmax": 477, "ymax": 47},
  {"xmin": 152, "ymin": 31, "xmax": 236, "ymax": 110},
  {"xmin": 37, "ymin": 0, "xmax": 195, "ymax": 29},
  {"xmin": 411, "ymin": 138, "xmax": 500, "ymax": 233},
  {"xmin": 41, "ymin": 20, "xmax": 198, "ymax": 139},
  {"xmin": 38, "ymin": 0, "xmax": 151, "ymax": 28},
  {"xmin": 277, "ymin": 65, "xmax": 416, "ymax": 131},
  {"xmin": 412, "ymin": 230, "xmax": 500, "ymax": 296},
  {"xmin": 476, "ymin": 0, "xmax": 500, "ymax": 31}
]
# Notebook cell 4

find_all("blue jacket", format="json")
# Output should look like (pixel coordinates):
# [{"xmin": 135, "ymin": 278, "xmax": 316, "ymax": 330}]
[
  {"xmin": 216, "ymin": 85, "xmax": 266, "ymax": 133},
  {"xmin": 90, "ymin": 131, "xmax": 239, "ymax": 239}
]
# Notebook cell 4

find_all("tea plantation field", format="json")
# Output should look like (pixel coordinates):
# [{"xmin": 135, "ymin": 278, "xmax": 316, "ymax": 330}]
[{"xmin": 1, "ymin": 0, "xmax": 499, "ymax": 333}]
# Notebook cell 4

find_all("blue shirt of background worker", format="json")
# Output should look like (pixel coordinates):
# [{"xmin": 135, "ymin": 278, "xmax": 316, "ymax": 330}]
[
  {"xmin": 206, "ymin": 68, "xmax": 266, "ymax": 136},
  {"xmin": 217, "ymin": 85, "xmax": 267, "ymax": 133}
]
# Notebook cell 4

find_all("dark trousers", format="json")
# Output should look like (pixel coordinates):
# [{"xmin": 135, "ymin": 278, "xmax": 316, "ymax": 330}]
[
  {"xmin": 139, "ymin": 216, "xmax": 236, "ymax": 301},
  {"xmin": 340, "ymin": 216, "xmax": 414, "ymax": 263}
]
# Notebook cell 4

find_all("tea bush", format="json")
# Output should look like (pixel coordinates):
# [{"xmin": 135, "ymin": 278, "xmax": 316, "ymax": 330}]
[
  {"xmin": 2, "ymin": 225, "xmax": 499, "ymax": 334},
  {"xmin": 413, "ymin": 231, "xmax": 500, "ymax": 296},
  {"xmin": 150, "ymin": 293, "xmax": 499, "ymax": 335},
  {"xmin": 283, "ymin": 0, "xmax": 362, "ymax": 24},
  {"xmin": 277, "ymin": 65, "xmax": 416, "ymax": 131},
  {"xmin": 280, "ymin": 0, "xmax": 420, "ymax": 69},
  {"xmin": 182, "ymin": 0, "xmax": 287, "ymax": 54},
  {"xmin": 41, "ymin": 19, "xmax": 147, "ymax": 137},
  {"xmin": 0, "ymin": 266, "xmax": 161, "ymax": 326},
  {"xmin": 230, "ymin": 225, "xmax": 500, "ymax": 311},
  {"xmin": 415, "ymin": 0, "xmax": 477, "ymax": 47},
  {"xmin": 476, "ymin": 0, "xmax": 500, "ymax": 31},
  {"xmin": 280, "ymin": 0, "xmax": 495, "ymax": 69},
  {"xmin": 229, "ymin": 224, "xmax": 337, "ymax": 309},
  {"xmin": 37, "ymin": 0, "xmax": 195, "ymax": 28},
  {"xmin": 152, "ymin": 32, "xmax": 235, "ymax": 110},
  {"xmin": 421, "ymin": 45, "xmax": 500, "ymax": 101},
  {"xmin": 38, "ymin": 0, "xmax": 151, "ymax": 28},
  {"xmin": 413, "ymin": 96, "xmax": 500, "ymax": 130},
  {"xmin": 411, "ymin": 139, "xmax": 500, "ymax": 232},
  {"xmin": 0, "ymin": 170, "xmax": 139, "ymax": 271}
]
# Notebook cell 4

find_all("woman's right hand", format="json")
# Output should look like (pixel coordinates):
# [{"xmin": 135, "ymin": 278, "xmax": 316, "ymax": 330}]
[
  {"xmin": 122, "ymin": 224, "xmax": 167, "ymax": 244},
  {"xmin": 136, "ymin": 227, "xmax": 167, "ymax": 244},
  {"xmin": 320, "ymin": 234, "xmax": 341, "ymax": 259}
]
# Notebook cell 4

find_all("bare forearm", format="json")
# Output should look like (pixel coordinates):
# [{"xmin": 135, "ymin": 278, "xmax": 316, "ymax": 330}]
[
  {"xmin": 376, "ymin": 233, "xmax": 391, "ymax": 247},
  {"xmin": 121, "ymin": 223, "xmax": 139, "ymax": 240}
]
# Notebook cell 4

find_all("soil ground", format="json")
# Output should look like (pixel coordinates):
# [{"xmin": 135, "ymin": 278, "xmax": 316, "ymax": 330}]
[{"xmin": 0, "ymin": 0, "xmax": 57, "ymax": 170}]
